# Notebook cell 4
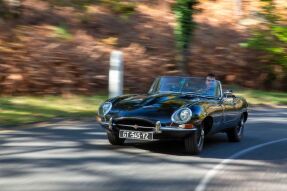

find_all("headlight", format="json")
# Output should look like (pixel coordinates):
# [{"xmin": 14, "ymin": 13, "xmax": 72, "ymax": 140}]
[
  {"xmin": 99, "ymin": 102, "xmax": 112, "ymax": 116},
  {"xmin": 171, "ymin": 108, "xmax": 192, "ymax": 124}
]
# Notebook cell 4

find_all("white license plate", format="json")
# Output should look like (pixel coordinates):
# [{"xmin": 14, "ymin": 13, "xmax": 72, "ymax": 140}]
[{"xmin": 119, "ymin": 130, "xmax": 153, "ymax": 141}]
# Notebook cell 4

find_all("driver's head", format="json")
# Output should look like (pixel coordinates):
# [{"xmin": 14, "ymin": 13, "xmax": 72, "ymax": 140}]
[{"xmin": 206, "ymin": 73, "xmax": 215, "ymax": 87}]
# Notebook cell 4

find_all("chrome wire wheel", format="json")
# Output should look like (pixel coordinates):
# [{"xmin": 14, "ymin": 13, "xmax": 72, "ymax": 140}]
[
  {"xmin": 236, "ymin": 117, "xmax": 245, "ymax": 136},
  {"xmin": 197, "ymin": 127, "xmax": 205, "ymax": 149},
  {"xmin": 184, "ymin": 126, "xmax": 205, "ymax": 155},
  {"xmin": 227, "ymin": 115, "xmax": 245, "ymax": 142}
]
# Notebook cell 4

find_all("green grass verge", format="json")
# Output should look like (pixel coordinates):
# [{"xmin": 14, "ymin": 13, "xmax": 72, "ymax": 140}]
[
  {"xmin": 0, "ymin": 88, "xmax": 286, "ymax": 126},
  {"xmin": 0, "ymin": 95, "xmax": 107, "ymax": 126},
  {"xmin": 231, "ymin": 87, "xmax": 287, "ymax": 106}
]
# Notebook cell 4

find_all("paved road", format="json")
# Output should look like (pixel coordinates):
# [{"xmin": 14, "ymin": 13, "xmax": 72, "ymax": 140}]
[{"xmin": 0, "ymin": 107, "xmax": 286, "ymax": 191}]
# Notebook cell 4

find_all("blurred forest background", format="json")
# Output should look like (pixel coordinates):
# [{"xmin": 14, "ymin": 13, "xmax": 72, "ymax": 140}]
[{"xmin": 0, "ymin": 0, "xmax": 287, "ymax": 95}]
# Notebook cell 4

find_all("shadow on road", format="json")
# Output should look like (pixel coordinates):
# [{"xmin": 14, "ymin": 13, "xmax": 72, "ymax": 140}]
[
  {"xmin": 1, "ymin": 107, "xmax": 287, "ymax": 159},
  {"xmin": 0, "ymin": 108, "xmax": 287, "ymax": 191}
]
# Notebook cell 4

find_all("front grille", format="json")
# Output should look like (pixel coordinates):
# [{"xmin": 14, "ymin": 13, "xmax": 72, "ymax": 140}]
[{"xmin": 114, "ymin": 118, "xmax": 155, "ymax": 131}]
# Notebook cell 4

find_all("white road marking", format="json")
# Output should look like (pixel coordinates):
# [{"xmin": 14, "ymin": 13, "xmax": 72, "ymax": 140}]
[
  {"xmin": 195, "ymin": 138, "xmax": 287, "ymax": 191},
  {"xmin": 88, "ymin": 132, "xmax": 106, "ymax": 135}
]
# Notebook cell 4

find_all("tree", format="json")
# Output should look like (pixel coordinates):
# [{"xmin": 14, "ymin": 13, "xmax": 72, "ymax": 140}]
[
  {"xmin": 242, "ymin": 0, "xmax": 287, "ymax": 90},
  {"xmin": 0, "ymin": 0, "xmax": 6, "ymax": 16},
  {"xmin": 0, "ymin": 0, "xmax": 22, "ymax": 18},
  {"xmin": 173, "ymin": 0, "xmax": 198, "ymax": 74}
]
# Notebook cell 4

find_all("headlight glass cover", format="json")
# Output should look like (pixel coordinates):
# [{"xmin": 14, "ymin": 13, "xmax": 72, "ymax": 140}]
[
  {"xmin": 171, "ymin": 108, "xmax": 192, "ymax": 124},
  {"xmin": 99, "ymin": 102, "xmax": 112, "ymax": 116}
]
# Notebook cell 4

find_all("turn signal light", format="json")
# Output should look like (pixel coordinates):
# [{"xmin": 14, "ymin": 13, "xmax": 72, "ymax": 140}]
[
  {"xmin": 179, "ymin": 124, "xmax": 194, "ymax": 129},
  {"xmin": 96, "ymin": 116, "xmax": 102, "ymax": 122}
]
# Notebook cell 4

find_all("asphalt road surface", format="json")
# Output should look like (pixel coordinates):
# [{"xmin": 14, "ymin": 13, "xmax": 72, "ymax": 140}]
[{"xmin": 0, "ymin": 107, "xmax": 286, "ymax": 191}]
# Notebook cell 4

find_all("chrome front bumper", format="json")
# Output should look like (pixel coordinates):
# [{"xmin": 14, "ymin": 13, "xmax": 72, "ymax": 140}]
[{"xmin": 98, "ymin": 118, "xmax": 197, "ymax": 134}]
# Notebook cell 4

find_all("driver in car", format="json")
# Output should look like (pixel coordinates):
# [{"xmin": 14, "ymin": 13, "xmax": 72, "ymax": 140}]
[{"xmin": 204, "ymin": 73, "xmax": 217, "ymax": 96}]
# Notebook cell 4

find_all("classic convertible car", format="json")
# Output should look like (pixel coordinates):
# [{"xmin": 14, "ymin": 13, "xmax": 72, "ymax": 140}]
[{"xmin": 97, "ymin": 76, "xmax": 248, "ymax": 155}]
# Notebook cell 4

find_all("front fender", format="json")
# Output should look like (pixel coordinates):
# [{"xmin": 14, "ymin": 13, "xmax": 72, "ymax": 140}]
[{"xmin": 188, "ymin": 105, "xmax": 207, "ymax": 126}]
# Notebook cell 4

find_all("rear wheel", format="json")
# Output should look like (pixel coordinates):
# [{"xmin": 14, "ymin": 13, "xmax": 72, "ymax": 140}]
[
  {"xmin": 184, "ymin": 126, "xmax": 204, "ymax": 155},
  {"xmin": 226, "ymin": 116, "xmax": 245, "ymax": 142},
  {"xmin": 107, "ymin": 131, "xmax": 125, "ymax": 145}
]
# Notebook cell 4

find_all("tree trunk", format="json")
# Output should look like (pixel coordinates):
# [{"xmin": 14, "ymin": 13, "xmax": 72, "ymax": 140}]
[
  {"xmin": 178, "ymin": 47, "xmax": 190, "ymax": 75},
  {"xmin": 0, "ymin": 0, "xmax": 22, "ymax": 18},
  {"xmin": 0, "ymin": 0, "xmax": 7, "ymax": 16}
]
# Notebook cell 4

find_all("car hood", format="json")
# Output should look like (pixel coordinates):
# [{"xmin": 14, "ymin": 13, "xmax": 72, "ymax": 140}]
[{"xmin": 110, "ymin": 93, "xmax": 201, "ymax": 124}]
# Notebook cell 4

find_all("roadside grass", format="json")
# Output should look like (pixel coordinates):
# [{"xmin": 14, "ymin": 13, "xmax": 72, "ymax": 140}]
[
  {"xmin": 0, "ymin": 95, "xmax": 107, "ymax": 126},
  {"xmin": 231, "ymin": 86, "xmax": 287, "ymax": 106},
  {"xmin": 0, "ymin": 87, "xmax": 286, "ymax": 126}
]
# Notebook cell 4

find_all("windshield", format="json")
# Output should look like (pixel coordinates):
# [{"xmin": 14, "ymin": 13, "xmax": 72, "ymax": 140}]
[{"xmin": 149, "ymin": 76, "xmax": 222, "ymax": 97}]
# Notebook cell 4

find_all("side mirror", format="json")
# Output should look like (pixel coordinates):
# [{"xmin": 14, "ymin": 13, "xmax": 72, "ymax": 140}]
[{"xmin": 223, "ymin": 89, "xmax": 235, "ymax": 98}]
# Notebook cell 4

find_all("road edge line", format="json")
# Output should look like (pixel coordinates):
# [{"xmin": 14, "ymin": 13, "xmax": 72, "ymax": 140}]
[{"xmin": 195, "ymin": 138, "xmax": 287, "ymax": 191}]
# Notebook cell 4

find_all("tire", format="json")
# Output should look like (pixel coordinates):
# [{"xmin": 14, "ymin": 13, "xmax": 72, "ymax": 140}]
[
  {"xmin": 226, "ymin": 116, "xmax": 245, "ymax": 142},
  {"xmin": 184, "ymin": 126, "xmax": 205, "ymax": 155},
  {"xmin": 107, "ymin": 131, "xmax": 125, "ymax": 145}
]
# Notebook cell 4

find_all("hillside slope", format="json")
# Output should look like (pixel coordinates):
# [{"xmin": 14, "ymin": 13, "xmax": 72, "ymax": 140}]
[{"xmin": 0, "ymin": 0, "xmax": 282, "ymax": 95}]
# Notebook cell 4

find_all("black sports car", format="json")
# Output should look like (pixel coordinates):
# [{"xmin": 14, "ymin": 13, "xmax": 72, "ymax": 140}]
[{"xmin": 96, "ymin": 76, "xmax": 248, "ymax": 155}]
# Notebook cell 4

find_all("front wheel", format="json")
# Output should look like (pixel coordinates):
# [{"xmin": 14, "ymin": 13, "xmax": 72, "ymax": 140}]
[
  {"xmin": 226, "ymin": 116, "xmax": 245, "ymax": 142},
  {"xmin": 184, "ymin": 126, "xmax": 204, "ymax": 155},
  {"xmin": 107, "ymin": 131, "xmax": 125, "ymax": 145}
]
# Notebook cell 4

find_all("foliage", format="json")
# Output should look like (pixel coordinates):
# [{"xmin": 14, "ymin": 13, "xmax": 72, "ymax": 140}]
[
  {"xmin": 241, "ymin": 0, "xmax": 287, "ymax": 83},
  {"xmin": 173, "ymin": 0, "xmax": 198, "ymax": 73},
  {"xmin": 173, "ymin": 0, "xmax": 197, "ymax": 51},
  {"xmin": 53, "ymin": 25, "xmax": 73, "ymax": 40},
  {"xmin": 45, "ymin": 0, "xmax": 96, "ymax": 10},
  {"xmin": 101, "ymin": 0, "xmax": 136, "ymax": 17},
  {"xmin": 45, "ymin": 0, "xmax": 136, "ymax": 16},
  {"xmin": 0, "ymin": 95, "xmax": 107, "ymax": 126},
  {"xmin": 230, "ymin": 85, "xmax": 287, "ymax": 106},
  {"xmin": 0, "ymin": 0, "xmax": 22, "ymax": 18},
  {"xmin": 0, "ymin": 0, "xmax": 5, "ymax": 16}
]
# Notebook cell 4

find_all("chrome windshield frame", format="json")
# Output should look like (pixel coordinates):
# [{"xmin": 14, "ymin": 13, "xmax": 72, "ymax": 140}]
[{"xmin": 148, "ymin": 76, "xmax": 222, "ymax": 99}]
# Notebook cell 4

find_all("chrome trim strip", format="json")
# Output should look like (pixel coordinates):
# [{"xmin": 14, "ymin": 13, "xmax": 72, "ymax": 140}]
[
  {"xmin": 99, "ymin": 122, "xmax": 197, "ymax": 132},
  {"xmin": 113, "ymin": 117, "xmax": 155, "ymax": 124},
  {"xmin": 160, "ymin": 127, "xmax": 197, "ymax": 131},
  {"xmin": 116, "ymin": 124, "xmax": 154, "ymax": 129}
]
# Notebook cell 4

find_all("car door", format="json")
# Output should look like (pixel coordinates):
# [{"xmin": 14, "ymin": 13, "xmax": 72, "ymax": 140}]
[
  {"xmin": 205, "ymin": 83, "xmax": 225, "ymax": 133},
  {"xmin": 222, "ymin": 94, "xmax": 238, "ymax": 126}
]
